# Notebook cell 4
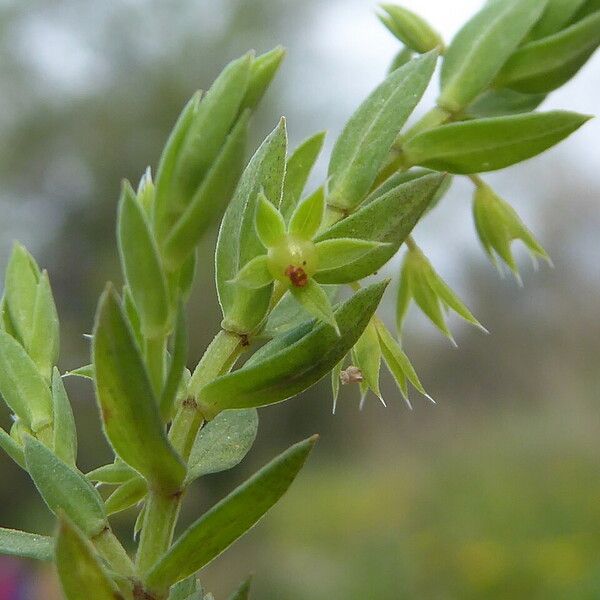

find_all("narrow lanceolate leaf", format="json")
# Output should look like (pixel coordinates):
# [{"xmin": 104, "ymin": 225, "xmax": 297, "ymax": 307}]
[
  {"xmin": 403, "ymin": 111, "xmax": 590, "ymax": 174},
  {"xmin": 198, "ymin": 281, "xmax": 387, "ymax": 418},
  {"xmin": 352, "ymin": 321, "xmax": 382, "ymax": 399},
  {"xmin": 146, "ymin": 436, "xmax": 317, "ymax": 591},
  {"xmin": 288, "ymin": 187, "xmax": 325, "ymax": 241},
  {"xmin": 56, "ymin": 518, "xmax": 122, "ymax": 600},
  {"xmin": 379, "ymin": 4, "xmax": 444, "ymax": 53},
  {"xmin": 530, "ymin": 0, "xmax": 588, "ymax": 39},
  {"xmin": 162, "ymin": 112, "xmax": 250, "ymax": 270},
  {"xmin": 29, "ymin": 271, "xmax": 59, "ymax": 382},
  {"xmin": 87, "ymin": 461, "xmax": 138, "ymax": 485},
  {"xmin": 52, "ymin": 368, "xmax": 77, "ymax": 466},
  {"xmin": 331, "ymin": 359, "xmax": 343, "ymax": 414},
  {"xmin": 315, "ymin": 239, "xmax": 386, "ymax": 272},
  {"xmin": 228, "ymin": 576, "xmax": 253, "ymax": 600},
  {"xmin": 169, "ymin": 575, "xmax": 202, "ymax": 600},
  {"xmin": 186, "ymin": 409, "xmax": 259, "ymax": 484},
  {"xmin": 242, "ymin": 46, "xmax": 286, "ymax": 112},
  {"xmin": 92, "ymin": 287, "xmax": 185, "ymax": 494},
  {"xmin": 3, "ymin": 243, "xmax": 40, "ymax": 345},
  {"xmin": 24, "ymin": 436, "xmax": 107, "ymax": 537},
  {"xmin": 438, "ymin": 0, "xmax": 548, "ymax": 112},
  {"xmin": 314, "ymin": 173, "xmax": 446, "ymax": 283},
  {"xmin": 65, "ymin": 364, "xmax": 94, "ymax": 380},
  {"xmin": 465, "ymin": 89, "xmax": 546, "ymax": 119},
  {"xmin": 495, "ymin": 12, "xmax": 600, "ymax": 94},
  {"xmin": 290, "ymin": 280, "xmax": 339, "ymax": 334},
  {"xmin": 327, "ymin": 52, "xmax": 437, "ymax": 211},
  {"xmin": 118, "ymin": 182, "xmax": 170, "ymax": 339},
  {"xmin": 0, "ymin": 330, "xmax": 53, "ymax": 432},
  {"xmin": 105, "ymin": 478, "xmax": 147, "ymax": 516},
  {"xmin": 0, "ymin": 427, "xmax": 25, "ymax": 469},
  {"xmin": 0, "ymin": 527, "xmax": 53, "ymax": 561},
  {"xmin": 216, "ymin": 120, "xmax": 287, "ymax": 334},
  {"xmin": 160, "ymin": 306, "xmax": 188, "ymax": 421},
  {"xmin": 231, "ymin": 255, "xmax": 273, "ymax": 289},
  {"xmin": 255, "ymin": 192, "xmax": 286, "ymax": 248},
  {"xmin": 281, "ymin": 132, "xmax": 326, "ymax": 222}
]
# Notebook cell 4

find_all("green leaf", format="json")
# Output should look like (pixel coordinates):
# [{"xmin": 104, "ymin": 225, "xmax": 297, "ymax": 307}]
[
  {"xmin": 495, "ymin": 12, "xmax": 600, "ymax": 94},
  {"xmin": 255, "ymin": 192, "xmax": 286, "ymax": 248},
  {"xmin": 65, "ymin": 364, "xmax": 95, "ymax": 380},
  {"xmin": 403, "ymin": 111, "xmax": 590, "ymax": 174},
  {"xmin": 216, "ymin": 120, "xmax": 287, "ymax": 334},
  {"xmin": 327, "ymin": 52, "xmax": 437, "ymax": 211},
  {"xmin": 169, "ymin": 575, "xmax": 202, "ymax": 600},
  {"xmin": 288, "ymin": 187, "xmax": 325, "ymax": 241},
  {"xmin": 146, "ymin": 436, "xmax": 317, "ymax": 591},
  {"xmin": 24, "ymin": 435, "xmax": 107, "ymax": 537},
  {"xmin": 315, "ymin": 239, "xmax": 386, "ymax": 272},
  {"xmin": 241, "ymin": 46, "xmax": 286, "ymax": 112},
  {"xmin": 389, "ymin": 47, "xmax": 414, "ymax": 72},
  {"xmin": 198, "ymin": 281, "xmax": 388, "ymax": 418},
  {"xmin": 160, "ymin": 306, "xmax": 188, "ymax": 421},
  {"xmin": 87, "ymin": 461, "xmax": 138, "ymax": 485},
  {"xmin": 530, "ymin": 0, "xmax": 588, "ymax": 38},
  {"xmin": 0, "ymin": 527, "xmax": 53, "ymax": 561},
  {"xmin": 52, "ymin": 367, "xmax": 77, "ymax": 466},
  {"xmin": 0, "ymin": 427, "xmax": 26, "ymax": 470},
  {"xmin": 177, "ymin": 251, "xmax": 197, "ymax": 303},
  {"xmin": 379, "ymin": 4, "xmax": 444, "ymax": 53},
  {"xmin": 55, "ymin": 517, "xmax": 122, "ymax": 600},
  {"xmin": 105, "ymin": 477, "xmax": 147, "ymax": 516},
  {"xmin": 570, "ymin": 0, "xmax": 600, "ymax": 22},
  {"xmin": 314, "ymin": 173, "xmax": 446, "ymax": 283},
  {"xmin": 331, "ymin": 359, "xmax": 343, "ymax": 414},
  {"xmin": 3, "ymin": 242, "xmax": 40, "ymax": 346},
  {"xmin": 186, "ymin": 409, "xmax": 259, "ymax": 484},
  {"xmin": 465, "ymin": 89, "xmax": 546, "ymax": 119},
  {"xmin": 228, "ymin": 576, "xmax": 253, "ymax": 600},
  {"xmin": 290, "ymin": 280, "xmax": 339, "ymax": 334},
  {"xmin": 118, "ymin": 181, "xmax": 170, "ymax": 339},
  {"xmin": 375, "ymin": 320, "xmax": 430, "ymax": 405},
  {"xmin": 439, "ymin": 0, "xmax": 548, "ymax": 112},
  {"xmin": 352, "ymin": 321, "xmax": 382, "ymax": 399},
  {"xmin": 0, "ymin": 329, "xmax": 53, "ymax": 432},
  {"xmin": 280, "ymin": 132, "xmax": 326, "ymax": 222},
  {"xmin": 230, "ymin": 255, "xmax": 273, "ymax": 290},
  {"xmin": 92, "ymin": 286, "xmax": 185, "ymax": 494},
  {"xmin": 162, "ymin": 112, "xmax": 250, "ymax": 270},
  {"xmin": 28, "ymin": 270, "xmax": 59, "ymax": 382}
]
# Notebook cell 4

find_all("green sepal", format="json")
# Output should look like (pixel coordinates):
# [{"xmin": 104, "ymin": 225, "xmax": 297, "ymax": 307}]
[
  {"xmin": 0, "ymin": 527, "xmax": 54, "ymax": 561},
  {"xmin": 118, "ymin": 181, "xmax": 170, "ymax": 339},
  {"xmin": 3, "ymin": 242, "xmax": 40, "ymax": 346},
  {"xmin": 137, "ymin": 166, "xmax": 155, "ymax": 218},
  {"xmin": 255, "ymin": 192, "xmax": 286, "ymax": 248},
  {"xmin": 186, "ymin": 409, "xmax": 259, "ymax": 484},
  {"xmin": 160, "ymin": 305, "xmax": 188, "ymax": 421},
  {"xmin": 439, "ymin": 0, "xmax": 548, "ymax": 112},
  {"xmin": 227, "ymin": 576, "xmax": 253, "ymax": 600},
  {"xmin": 315, "ymin": 173, "xmax": 446, "ymax": 283},
  {"xmin": 290, "ymin": 280, "xmax": 339, "ymax": 335},
  {"xmin": 0, "ymin": 427, "xmax": 26, "ymax": 470},
  {"xmin": 281, "ymin": 132, "xmax": 326, "ymax": 222},
  {"xmin": 29, "ymin": 270, "xmax": 60, "ymax": 382},
  {"xmin": 65, "ymin": 364, "xmax": 95, "ymax": 380},
  {"xmin": 146, "ymin": 436, "xmax": 317, "ymax": 592},
  {"xmin": 216, "ymin": 120, "xmax": 287, "ymax": 334},
  {"xmin": 24, "ymin": 435, "xmax": 107, "ymax": 537},
  {"xmin": 375, "ymin": 320, "xmax": 431, "ymax": 406},
  {"xmin": 55, "ymin": 517, "xmax": 122, "ymax": 600},
  {"xmin": 327, "ymin": 51, "xmax": 437, "ymax": 211},
  {"xmin": 352, "ymin": 320, "xmax": 382, "ymax": 400},
  {"xmin": 52, "ymin": 367, "xmax": 78, "ymax": 466},
  {"xmin": 379, "ymin": 4, "xmax": 444, "ymax": 53},
  {"xmin": 241, "ymin": 46, "xmax": 286, "ymax": 112},
  {"xmin": 495, "ymin": 12, "xmax": 600, "ymax": 94},
  {"xmin": 288, "ymin": 186, "xmax": 325, "ymax": 241},
  {"xmin": 105, "ymin": 477, "xmax": 147, "ymax": 516},
  {"xmin": 403, "ymin": 111, "xmax": 590, "ymax": 174},
  {"xmin": 162, "ymin": 111, "xmax": 250, "ymax": 270},
  {"xmin": 92, "ymin": 286, "xmax": 186, "ymax": 494},
  {"xmin": 230, "ymin": 255, "xmax": 273, "ymax": 290},
  {"xmin": 0, "ymin": 329, "xmax": 53, "ymax": 432},
  {"xmin": 198, "ymin": 281, "xmax": 387, "ymax": 418}
]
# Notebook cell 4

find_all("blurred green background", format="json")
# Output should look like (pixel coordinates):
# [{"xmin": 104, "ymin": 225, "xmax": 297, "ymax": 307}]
[{"xmin": 0, "ymin": 0, "xmax": 599, "ymax": 598}]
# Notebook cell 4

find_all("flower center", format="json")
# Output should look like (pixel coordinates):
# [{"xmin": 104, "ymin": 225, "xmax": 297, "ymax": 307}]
[{"xmin": 267, "ymin": 235, "xmax": 318, "ymax": 287}]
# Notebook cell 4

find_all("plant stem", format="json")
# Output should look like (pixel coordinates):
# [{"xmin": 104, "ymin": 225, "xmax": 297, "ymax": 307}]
[{"xmin": 146, "ymin": 335, "xmax": 166, "ymax": 397}]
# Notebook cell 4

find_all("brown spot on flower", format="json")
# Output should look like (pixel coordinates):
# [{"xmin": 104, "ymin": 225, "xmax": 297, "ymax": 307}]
[{"xmin": 285, "ymin": 265, "xmax": 308, "ymax": 287}]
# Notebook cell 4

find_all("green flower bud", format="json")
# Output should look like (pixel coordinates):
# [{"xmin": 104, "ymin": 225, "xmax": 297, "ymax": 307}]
[{"xmin": 379, "ymin": 4, "xmax": 444, "ymax": 54}]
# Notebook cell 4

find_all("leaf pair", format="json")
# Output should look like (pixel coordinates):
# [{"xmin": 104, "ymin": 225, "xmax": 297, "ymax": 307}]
[
  {"xmin": 397, "ymin": 245, "xmax": 486, "ymax": 343},
  {"xmin": 473, "ymin": 181, "xmax": 551, "ymax": 280}
]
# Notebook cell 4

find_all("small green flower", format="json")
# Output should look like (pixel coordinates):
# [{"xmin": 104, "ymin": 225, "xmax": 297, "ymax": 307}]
[
  {"xmin": 473, "ymin": 181, "xmax": 551, "ymax": 282},
  {"xmin": 231, "ymin": 190, "xmax": 387, "ymax": 333},
  {"xmin": 397, "ymin": 243, "xmax": 487, "ymax": 344}
]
